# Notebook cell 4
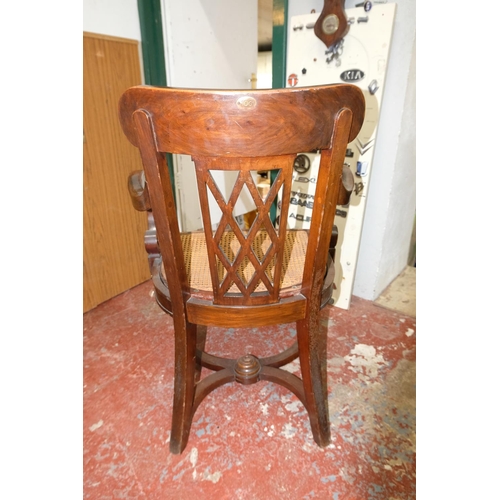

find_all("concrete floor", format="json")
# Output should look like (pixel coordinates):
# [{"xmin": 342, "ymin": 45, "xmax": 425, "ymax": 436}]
[
  {"xmin": 375, "ymin": 266, "xmax": 416, "ymax": 318},
  {"xmin": 84, "ymin": 279, "xmax": 416, "ymax": 499}
]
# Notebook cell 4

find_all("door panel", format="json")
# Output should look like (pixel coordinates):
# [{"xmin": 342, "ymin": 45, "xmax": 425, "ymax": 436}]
[
  {"xmin": 83, "ymin": 32, "xmax": 150, "ymax": 312},
  {"xmin": 160, "ymin": 0, "xmax": 258, "ymax": 231}
]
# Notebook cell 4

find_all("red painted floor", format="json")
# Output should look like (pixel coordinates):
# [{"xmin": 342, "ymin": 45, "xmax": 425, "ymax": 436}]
[{"xmin": 84, "ymin": 280, "xmax": 416, "ymax": 499}]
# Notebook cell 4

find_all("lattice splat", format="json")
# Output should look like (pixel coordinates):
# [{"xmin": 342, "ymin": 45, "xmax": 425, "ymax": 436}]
[{"xmin": 194, "ymin": 156, "xmax": 294, "ymax": 305}]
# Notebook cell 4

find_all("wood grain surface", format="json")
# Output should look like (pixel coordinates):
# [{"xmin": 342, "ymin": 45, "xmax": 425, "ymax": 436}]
[{"xmin": 83, "ymin": 32, "xmax": 150, "ymax": 312}]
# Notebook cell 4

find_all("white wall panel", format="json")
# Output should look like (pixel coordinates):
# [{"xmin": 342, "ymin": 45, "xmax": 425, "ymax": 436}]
[{"xmin": 83, "ymin": 0, "xmax": 141, "ymax": 41}]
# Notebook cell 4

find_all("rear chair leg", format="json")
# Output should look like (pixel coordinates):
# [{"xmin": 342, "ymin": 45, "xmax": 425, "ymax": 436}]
[
  {"xmin": 169, "ymin": 320, "xmax": 198, "ymax": 454},
  {"xmin": 296, "ymin": 316, "xmax": 331, "ymax": 447}
]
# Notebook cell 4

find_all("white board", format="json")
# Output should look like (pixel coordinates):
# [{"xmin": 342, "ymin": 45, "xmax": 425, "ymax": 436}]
[{"xmin": 285, "ymin": 3, "xmax": 397, "ymax": 309}]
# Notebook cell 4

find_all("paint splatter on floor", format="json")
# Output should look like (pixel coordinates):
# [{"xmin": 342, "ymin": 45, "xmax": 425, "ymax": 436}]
[{"xmin": 84, "ymin": 280, "xmax": 416, "ymax": 499}]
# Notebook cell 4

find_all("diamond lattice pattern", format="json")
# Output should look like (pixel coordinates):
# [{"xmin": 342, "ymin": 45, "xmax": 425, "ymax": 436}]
[{"xmin": 206, "ymin": 169, "xmax": 283, "ymax": 297}]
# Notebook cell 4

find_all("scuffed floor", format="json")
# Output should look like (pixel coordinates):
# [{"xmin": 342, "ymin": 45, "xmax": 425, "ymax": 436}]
[
  {"xmin": 374, "ymin": 266, "xmax": 416, "ymax": 318},
  {"xmin": 84, "ymin": 280, "xmax": 416, "ymax": 499}
]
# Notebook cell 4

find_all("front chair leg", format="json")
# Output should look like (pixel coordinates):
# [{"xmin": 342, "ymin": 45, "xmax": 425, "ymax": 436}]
[
  {"xmin": 296, "ymin": 315, "xmax": 331, "ymax": 447},
  {"xmin": 169, "ymin": 319, "xmax": 198, "ymax": 454}
]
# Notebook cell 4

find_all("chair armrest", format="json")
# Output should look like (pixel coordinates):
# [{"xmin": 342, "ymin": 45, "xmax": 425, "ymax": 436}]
[
  {"xmin": 337, "ymin": 164, "xmax": 354, "ymax": 206},
  {"xmin": 329, "ymin": 225, "xmax": 339, "ymax": 262},
  {"xmin": 128, "ymin": 170, "xmax": 151, "ymax": 212},
  {"xmin": 127, "ymin": 170, "xmax": 159, "ymax": 272}
]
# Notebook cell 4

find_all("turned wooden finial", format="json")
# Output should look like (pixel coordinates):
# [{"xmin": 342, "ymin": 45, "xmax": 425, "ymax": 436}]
[{"xmin": 234, "ymin": 354, "xmax": 261, "ymax": 385}]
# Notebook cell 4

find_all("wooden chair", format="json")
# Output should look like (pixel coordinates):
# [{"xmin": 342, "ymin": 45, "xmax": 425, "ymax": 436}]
[{"xmin": 119, "ymin": 84, "xmax": 365, "ymax": 454}]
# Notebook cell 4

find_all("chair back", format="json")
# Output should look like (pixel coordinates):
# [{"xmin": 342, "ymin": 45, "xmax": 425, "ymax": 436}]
[{"xmin": 119, "ymin": 85, "xmax": 365, "ymax": 308}]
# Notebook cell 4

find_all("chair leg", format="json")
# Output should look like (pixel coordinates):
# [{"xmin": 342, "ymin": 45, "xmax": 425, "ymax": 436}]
[
  {"xmin": 296, "ymin": 315, "xmax": 331, "ymax": 447},
  {"xmin": 169, "ymin": 319, "xmax": 198, "ymax": 454}
]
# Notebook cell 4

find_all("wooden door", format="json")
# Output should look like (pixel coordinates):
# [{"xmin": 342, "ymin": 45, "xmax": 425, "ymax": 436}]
[{"xmin": 83, "ymin": 32, "xmax": 150, "ymax": 312}]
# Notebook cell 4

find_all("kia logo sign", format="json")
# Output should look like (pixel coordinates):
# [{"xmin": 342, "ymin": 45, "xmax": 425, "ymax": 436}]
[{"xmin": 340, "ymin": 69, "xmax": 365, "ymax": 82}]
